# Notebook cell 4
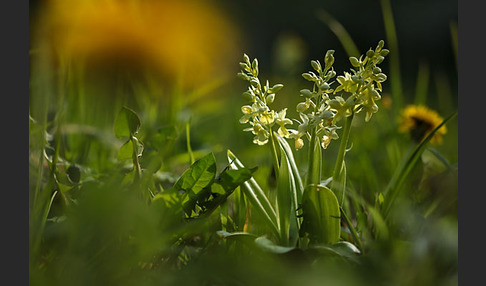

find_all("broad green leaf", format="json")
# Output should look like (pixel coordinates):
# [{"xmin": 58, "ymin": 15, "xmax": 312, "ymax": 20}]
[
  {"xmin": 217, "ymin": 167, "xmax": 256, "ymax": 193},
  {"xmin": 117, "ymin": 138, "xmax": 143, "ymax": 161},
  {"xmin": 217, "ymin": 230, "xmax": 257, "ymax": 240},
  {"xmin": 173, "ymin": 153, "xmax": 216, "ymax": 216},
  {"xmin": 196, "ymin": 167, "xmax": 256, "ymax": 217},
  {"xmin": 311, "ymin": 241, "xmax": 360, "ymax": 262},
  {"xmin": 331, "ymin": 241, "xmax": 361, "ymax": 256},
  {"xmin": 152, "ymin": 188, "xmax": 181, "ymax": 208},
  {"xmin": 255, "ymin": 236, "xmax": 295, "ymax": 254},
  {"xmin": 118, "ymin": 139, "xmax": 133, "ymax": 161},
  {"xmin": 301, "ymin": 184, "xmax": 341, "ymax": 245},
  {"xmin": 173, "ymin": 152, "xmax": 216, "ymax": 194},
  {"xmin": 114, "ymin": 106, "xmax": 141, "ymax": 139}
]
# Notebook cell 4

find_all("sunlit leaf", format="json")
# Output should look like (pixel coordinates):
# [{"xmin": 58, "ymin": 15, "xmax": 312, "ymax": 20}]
[
  {"xmin": 114, "ymin": 106, "xmax": 141, "ymax": 139},
  {"xmin": 117, "ymin": 139, "xmax": 133, "ymax": 161},
  {"xmin": 301, "ymin": 184, "xmax": 341, "ymax": 245},
  {"xmin": 173, "ymin": 152, "xmax": 216, "ymax": 194}
]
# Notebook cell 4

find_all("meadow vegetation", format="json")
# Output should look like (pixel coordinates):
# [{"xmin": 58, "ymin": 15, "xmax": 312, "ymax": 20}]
[{"xmin": 29, "ymin": 1, "xmax": 458, "ymax": 285}]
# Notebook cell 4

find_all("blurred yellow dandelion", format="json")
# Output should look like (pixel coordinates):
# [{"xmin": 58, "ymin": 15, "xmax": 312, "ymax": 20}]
[
  {"xmin": 34, "ymin": 0, "xmax": 242, "ymax": 88},
  {"xmin": 398, "ymin": 105, "xmax": 447, "ymax": 144}
]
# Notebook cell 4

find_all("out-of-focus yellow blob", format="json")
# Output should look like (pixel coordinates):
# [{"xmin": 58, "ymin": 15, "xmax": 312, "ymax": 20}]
[
  {"xmin": 36, "ymin": 0, "xmax": 242, "ymax": 89},
  {"xmin": 398, "ymin": 105, "xmax": 447, "ymax": 145}
]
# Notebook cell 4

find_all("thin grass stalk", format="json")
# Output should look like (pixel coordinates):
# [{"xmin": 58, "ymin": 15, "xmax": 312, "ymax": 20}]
[
  {"xmin": 414, "ymin": 61, "xmax": 430, "ymax": 106},
  {"xmin": 276, "ymin": 135, "xmax": 303, "ymax": 232},
  {"xmin": 381, "ymin": 0, "xmax": 403, "ymax": 113},
  {"xmin": 331, "ymin": 112, "xmax": 354, "ymax": 206},
  {"xmin": 316, "ymin": 10, "xmax": 361, "ymax": 58},
  {"xmin": 185, "ymin": 120, "xmax": 195, "ymax": 165},
  {"xmin": 269, "ymin": 129, "xmax": 280, "ymax": 179},
  {"xmin": 227, "ymin": 150, "xmax": 280, "ymax": 238},
  {"xmin": 340, "ymin": 206, "xmax": 364, "ymax": 254}
]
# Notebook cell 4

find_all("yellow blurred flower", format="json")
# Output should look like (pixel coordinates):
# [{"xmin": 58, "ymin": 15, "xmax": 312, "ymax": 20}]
[
  {"xmin": 34, "ymin": 0, "xmax": 241, "ymax": 89},
  {"xmin": 398, "ymin": 105, "xmax": 447, "ymax": 144}
]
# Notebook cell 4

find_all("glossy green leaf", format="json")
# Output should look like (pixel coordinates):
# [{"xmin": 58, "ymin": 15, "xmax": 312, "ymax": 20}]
[
  {"xmin": 169, "ymin": 153, "xmax": 255, "ymax": 218},
  {"xmin": 172, "ymin": 153, "xmax": 217, "ymax": 216},
  {"xmin": 217, "ymin": 167, "xmax": 255, "ymax": 193},
  {"xmin": 301, "ymin": 184, "xmax": 341, "ymax": 245},
  {"xmin": 197, "ymin": 167, "xmax": 256, "ymax": 217},
  {"xmin": 173, "ymin": 152, "xmax": 216, "ymax": 194},
  {"xmin": 217, "ymin": 230, "xmax": 257, "ymax": 241},
  {"xmin": 255, "ymin": 236, "xmax": 295, "ymax": 254}
]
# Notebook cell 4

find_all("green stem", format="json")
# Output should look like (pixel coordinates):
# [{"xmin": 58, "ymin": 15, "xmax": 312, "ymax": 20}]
[
  {"xmin": 331, "ymin": 112, "xmax": 354, "ymax": 206},
  {"xmin": 131, "ymin": 136, "xmax": 142, "ymax": 182},
  {"xmin": 186, "ymin": 120, "xmax": 195, "ymax": 165},
  {"xmin": 269, "ymin": 130, "xmax": 280, "ymax": 177},
  {"xmin": 306, "ymin": 127, "xmax": 321, "ymax": 186}
]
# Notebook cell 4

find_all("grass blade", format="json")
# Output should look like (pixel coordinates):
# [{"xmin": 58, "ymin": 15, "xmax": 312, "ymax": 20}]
[
  {"xmin": 276, "ymin": 134, "xmax": 304, "ymax": 199},
  {"xmin": 227, "ymin": 150, "xmax": 280, "ymax": 238},
  {"xmin": 276, "ymin": 147, "xmax": 293, "ymax": 245},
  {"xmin": 316, "ymin": 10, "xmax": 361, "ymax": 57},
  {"xmin": 380, "ymin": 0, "xmax": 403, "ymax": 112},
  {"xmin": 414, "ymin": 61, "xmax": 430, "ymax": 106},
  {"xmin": 301, "ymin": 184, "xmax": 341, "ymax": 245},
  {"xmin": 382, "ymin": 111, "xmax": 457, "ymax": 218}
]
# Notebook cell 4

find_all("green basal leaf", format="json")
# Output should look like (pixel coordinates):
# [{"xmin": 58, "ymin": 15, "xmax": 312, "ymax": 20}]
[
  {"xmin": 114, "ymin": 106, "xmax": 141, "ymax": 139},
  {"xmin": 217, "ymin": 230, "xmax": 258, "ymax": 240},
  {"xmin": 310, "ymin": 241, "xmax": 360, "ymax": 262},
  {"xmin": 255, "ymin": 236, "xmax": 296, "ymax": 254},
  {"xmin": 301, "ymin": 184, "xmax": 341, "ymax": 245}
]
